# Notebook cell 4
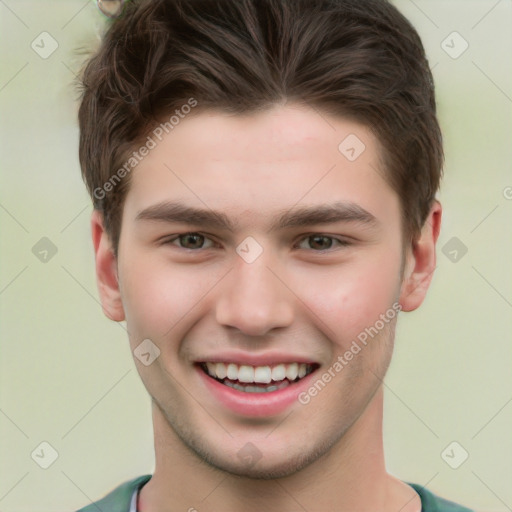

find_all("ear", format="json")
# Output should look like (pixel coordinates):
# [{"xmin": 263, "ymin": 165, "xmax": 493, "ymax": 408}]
[
  {"xmin": 399, "ymin": 200, "xmax": 442, "ymax": 312},
  {"xmin": 91, "ymin": 210, "xmax": 125, "ymax": 322}
]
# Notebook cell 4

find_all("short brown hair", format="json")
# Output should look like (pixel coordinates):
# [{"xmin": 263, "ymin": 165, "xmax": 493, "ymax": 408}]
[{"xmin": 78, "ymin": 0, "xmax": 443, "ymax": 253}]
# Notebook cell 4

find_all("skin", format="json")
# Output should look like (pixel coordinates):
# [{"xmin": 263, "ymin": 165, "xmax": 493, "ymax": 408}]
[{"xmin": 92, "ymin": 103, "xmax": 441, "ymax": 512}]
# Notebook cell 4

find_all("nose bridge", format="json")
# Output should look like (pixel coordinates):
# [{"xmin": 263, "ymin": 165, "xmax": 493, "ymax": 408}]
[{"xmin": 215, "ymin": 247, "xmax": 294, "ymax": 336}]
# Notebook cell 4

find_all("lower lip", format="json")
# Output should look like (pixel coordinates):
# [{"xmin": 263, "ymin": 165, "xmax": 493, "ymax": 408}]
[{"xmin": 196, "ymin": 365, "xmax": 318, "ymax": 417}]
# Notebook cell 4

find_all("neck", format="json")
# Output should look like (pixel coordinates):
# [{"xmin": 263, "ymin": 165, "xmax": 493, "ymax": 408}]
[{"xmin": 139, "ymin": 387, "xmax": 418, "ymax": 512}]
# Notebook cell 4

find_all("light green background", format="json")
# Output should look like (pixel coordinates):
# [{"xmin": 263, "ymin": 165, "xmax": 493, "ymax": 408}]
[{"xmin": 1, "ymin": 1, "xmax": 511, "ymax": 511}]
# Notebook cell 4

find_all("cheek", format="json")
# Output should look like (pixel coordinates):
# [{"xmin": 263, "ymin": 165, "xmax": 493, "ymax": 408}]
[
  {"xmin": 297, "ymin": 251, "xmax": 402, "ymax": 346},
  {"xmin": 118, "ymin": 254, "xmax": 214, "ymax": 344}
]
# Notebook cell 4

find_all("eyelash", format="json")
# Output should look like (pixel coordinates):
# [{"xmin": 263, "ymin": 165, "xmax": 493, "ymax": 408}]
[{"xmin": 161, "ymin": 232, "xmax": 352, "ymax": 252}]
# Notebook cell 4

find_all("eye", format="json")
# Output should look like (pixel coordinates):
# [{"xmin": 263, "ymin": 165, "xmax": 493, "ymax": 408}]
[
  {"xmin": 162, "ymin": 232, "xmax": 350, "ymax": 252},
  {"xmin": 164, "ymin": 232, "xmax": 216, "ymax": 250},
  {"xmin": 296, "ymin": 234, "xmax": 351, "ymax": 251}
]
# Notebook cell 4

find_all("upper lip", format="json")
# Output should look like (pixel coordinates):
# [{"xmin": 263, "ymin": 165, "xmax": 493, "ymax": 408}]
[{"xmin": 194, "ymin": 352, "xmax": 319, "ymax": 367}]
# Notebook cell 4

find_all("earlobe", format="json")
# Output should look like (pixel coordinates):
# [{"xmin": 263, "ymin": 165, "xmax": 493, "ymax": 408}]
[
  {"xmin": 399, "ymin": 201, "xmax": 442, "ymax": 312},
  {"xmin": 91, "ymin": 210, "xmax": 125, "ymax": 322}
]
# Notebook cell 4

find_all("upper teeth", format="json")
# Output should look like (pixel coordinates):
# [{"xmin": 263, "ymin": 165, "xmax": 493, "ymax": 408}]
[{"xmin": 204, "ymin": 362, "xmax": 311, "ymax": 383}]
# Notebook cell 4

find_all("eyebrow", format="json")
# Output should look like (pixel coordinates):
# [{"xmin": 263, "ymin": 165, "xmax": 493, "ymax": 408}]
[{"xmin": 135, "ymin": 200, "xmax": 378, "ymax": 232}]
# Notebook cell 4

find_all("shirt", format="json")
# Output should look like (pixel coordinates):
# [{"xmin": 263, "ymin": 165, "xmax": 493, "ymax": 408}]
[{"xmin": 75, "ymin": 474, "xmax": 475, "ymax": 512}]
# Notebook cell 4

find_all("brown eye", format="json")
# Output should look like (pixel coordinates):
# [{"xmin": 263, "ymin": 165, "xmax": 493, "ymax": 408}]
[
  {"xmin": 180, "ymin": 234, "xmax": 204, "ymax": 249},
  {"xmin": 165, "ymin": 233, "xmax": 215, "ymax": 250},
  {"xmin": 309, "ymin": 235, "xmax": 333, "ymax": 250},
  {"xmin": 297, "ymin": 235, "xmax": 350, "ymax": 251}
]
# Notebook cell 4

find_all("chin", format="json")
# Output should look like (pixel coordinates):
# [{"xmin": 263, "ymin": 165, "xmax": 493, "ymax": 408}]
[
  {"xmin": 199, "ymin": 450, "xmax": 319, "ymax": 480},
  {"xmin": 183, "ymin": 431, "xmax": 340, "ymax": 481}
]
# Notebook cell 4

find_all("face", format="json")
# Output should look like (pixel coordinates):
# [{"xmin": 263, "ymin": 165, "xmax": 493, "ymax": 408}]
[{"xmin": 94, "ymin": 104, "xmax": 436, "ymax": 478}]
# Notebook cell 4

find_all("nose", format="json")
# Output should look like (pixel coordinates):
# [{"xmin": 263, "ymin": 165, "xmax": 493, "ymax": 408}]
[{"xmin": 215, "ymin": 251, "xmax": 295, "ymax": 337}]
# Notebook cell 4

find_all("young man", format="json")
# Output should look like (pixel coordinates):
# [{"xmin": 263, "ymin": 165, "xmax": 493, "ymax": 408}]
[{"xmin": 76, "ymin": 0, "xmax": 473, "ymax": 510}]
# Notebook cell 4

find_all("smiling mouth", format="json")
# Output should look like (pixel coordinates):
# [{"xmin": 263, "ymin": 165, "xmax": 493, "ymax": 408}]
[{"xmin": 198, "ymin": 361, "xmax": 319, "ymax": 393}]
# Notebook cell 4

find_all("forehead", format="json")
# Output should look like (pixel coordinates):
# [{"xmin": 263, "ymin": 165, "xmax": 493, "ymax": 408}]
[
  {"xmin": 124, "ymin": 104, "xmax": 397, "ymax": 227},
  {"xmin": 151, "ymin": 104, "xmax": 376, "ymax": 165}
]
